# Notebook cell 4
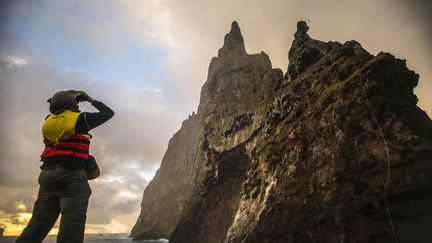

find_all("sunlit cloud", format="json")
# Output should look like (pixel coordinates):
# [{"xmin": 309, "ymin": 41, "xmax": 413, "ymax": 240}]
[
  {"xmin": 15, "ymin": 202, "xmax": 26, "ymax": 212},
  {"xmin": 0, "ymin": 55, "xmax": 28, "ymax": 68},
  {"xmin": 0, "ymin": 211, "xmax": 129, "ymax": 236},
  {"xmin": 0, "ymin": 211, "xmax": 54, "ymax": 236},
  {"xmin": 118, "ymin": 191, "xmax": 140, "ymax": 200}
]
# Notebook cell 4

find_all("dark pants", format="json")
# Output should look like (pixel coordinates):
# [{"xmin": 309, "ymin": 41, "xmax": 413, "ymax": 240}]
[{"xmin": 16, "ymin": 165, "xmax": 91, "ymax": 243}]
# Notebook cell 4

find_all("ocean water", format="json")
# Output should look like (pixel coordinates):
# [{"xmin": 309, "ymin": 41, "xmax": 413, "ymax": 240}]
[{"xmin": 0, "ymin": 233, "xmax": 169, "ymax": 242}]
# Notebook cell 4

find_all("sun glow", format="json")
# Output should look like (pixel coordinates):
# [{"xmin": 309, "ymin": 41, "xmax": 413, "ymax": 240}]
[
  {"xmin": 0, "ymin": 211, "xmax": 130, "ymax": 236},
  {"xmin": 16, "ymin": 203, "xmax": 26, "ymax": 212},
  {"xmin": 0, "ymin": 211, "xmax": 60, "ymax": 236},
  {"xmin": 0, "ymin": 212, "xmax": 27, "ymax": 236}
]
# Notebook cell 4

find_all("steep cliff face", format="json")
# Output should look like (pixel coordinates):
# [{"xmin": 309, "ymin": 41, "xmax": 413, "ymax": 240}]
[
  {"xmin": 132, "ymin": 21, "xmax": 432, "ymax": 243},
  {"xmin": 130, "ymin": 113, "xmax": 202, "ymax": 239}
]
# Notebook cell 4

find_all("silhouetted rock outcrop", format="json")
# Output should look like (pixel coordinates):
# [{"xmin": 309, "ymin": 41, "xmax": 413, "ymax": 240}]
[{"xmin": 131, "ymin": 21, "xmax": 432, "ymax": 243}]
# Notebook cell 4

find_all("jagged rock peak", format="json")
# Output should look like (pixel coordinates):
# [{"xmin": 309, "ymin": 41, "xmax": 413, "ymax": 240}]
[
  {"xmin": 294, "ymin": 20, "xmax": 310, "ymax": 39},
  {"xmin": 217, "ymin": 21, "xmax": 247, "ymax": 58},
  {"xmin": 287, "ymin": 20, "xmax": 337, "ymax": 80}
]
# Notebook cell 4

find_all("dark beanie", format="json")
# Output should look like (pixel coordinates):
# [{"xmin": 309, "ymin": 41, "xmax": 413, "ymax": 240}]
[{"xmin": 47, "ymin": 91, "xmax": 76, "ymax": 114}]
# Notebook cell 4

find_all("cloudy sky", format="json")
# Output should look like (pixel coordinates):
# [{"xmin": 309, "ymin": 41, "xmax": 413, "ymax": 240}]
[{"xmin": 0, "ymin": 0, "xmax": 431, "ymax": 236}]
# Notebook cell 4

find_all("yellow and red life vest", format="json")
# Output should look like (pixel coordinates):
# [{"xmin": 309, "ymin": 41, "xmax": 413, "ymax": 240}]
[{"xmin": 41, "ymin": 110, "xmax": 91, "ymax": 160}]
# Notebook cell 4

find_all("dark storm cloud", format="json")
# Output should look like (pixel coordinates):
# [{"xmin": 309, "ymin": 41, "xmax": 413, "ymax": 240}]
[
  {"xmin": 402, "ymin": 0, "xmax": 432, "ymax": 28},
  {"xmin": 0, "ymin": 1, "xmax": 13, "ymax": 23},
  {"xmin": 398, "ymin": 0, "xmax": 432, "ymax": 51}
]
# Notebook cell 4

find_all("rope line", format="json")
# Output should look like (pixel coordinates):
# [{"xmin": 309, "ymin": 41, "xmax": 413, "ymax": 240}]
[{"xmin": 361, "ymin": 84, "xmax": 398, "ymax": 243}]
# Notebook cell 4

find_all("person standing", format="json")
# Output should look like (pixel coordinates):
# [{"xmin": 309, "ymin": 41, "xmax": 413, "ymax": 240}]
[{"xmin": 16, "ymin": 90, "xmax": 114, "ymax": 243}]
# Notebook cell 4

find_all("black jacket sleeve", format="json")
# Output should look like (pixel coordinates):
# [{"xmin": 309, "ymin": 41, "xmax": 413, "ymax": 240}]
[{"xmin": 75, "ymin": 100, "xmax": 114, "ymax": 134}]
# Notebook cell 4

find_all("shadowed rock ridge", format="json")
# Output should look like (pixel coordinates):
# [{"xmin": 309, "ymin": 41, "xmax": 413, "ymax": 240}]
[{"xmin": 131, "ymin": 21, "xmax": 432, "ymax": 243}]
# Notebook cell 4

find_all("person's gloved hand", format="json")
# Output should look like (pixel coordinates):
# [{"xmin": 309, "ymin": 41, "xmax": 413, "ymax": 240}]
[
  {"xmin": 75, "ymin": 91, "xmax": 89, "ymax": 102},
  {"xmin": 76, "ymin": 91, "xmax": 95, "ymax": 102}
]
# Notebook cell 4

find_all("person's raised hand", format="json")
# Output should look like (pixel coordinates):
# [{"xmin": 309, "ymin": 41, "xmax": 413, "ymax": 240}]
[{"xmin": 76, "ymin": 91, "xmax": 95, "ymax": 103}]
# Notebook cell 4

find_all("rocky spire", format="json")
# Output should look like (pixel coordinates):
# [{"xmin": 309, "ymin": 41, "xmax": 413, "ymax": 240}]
[
  {"xmin": 287, "ymin": 20, "xmax": 332, "ymax": 80},
  {"xmin": 288, "ymin": 20, "xmax": 312, "ymax": 61},
  {"xmin": 217, "ymin": 21, "xmax": 247, "ymax": 58},
  {"xmin": 294, "ymin": 20, "xmax": 310, "ymax": 40}
]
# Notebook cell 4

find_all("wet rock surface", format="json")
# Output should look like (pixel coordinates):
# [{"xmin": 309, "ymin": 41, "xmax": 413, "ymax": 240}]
[{"xmin": 131, "ymin": 21, "xmax": 432, "ymax": 243}]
